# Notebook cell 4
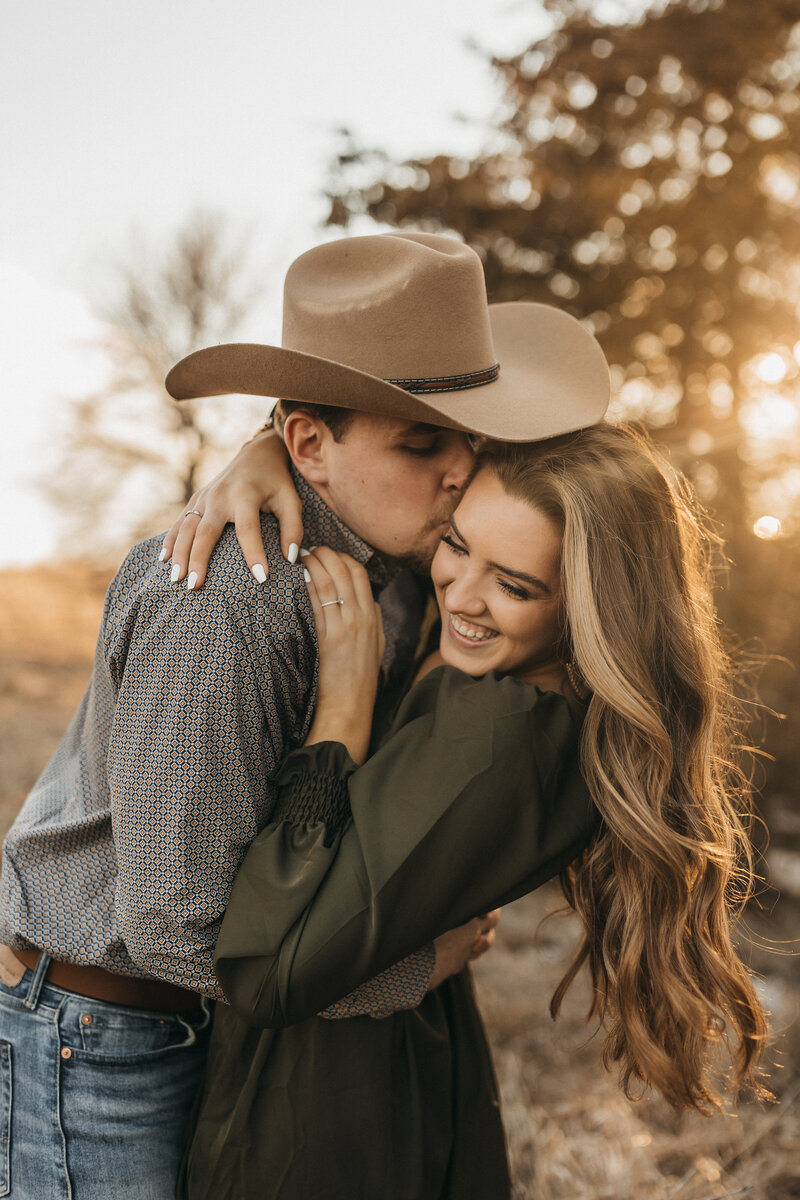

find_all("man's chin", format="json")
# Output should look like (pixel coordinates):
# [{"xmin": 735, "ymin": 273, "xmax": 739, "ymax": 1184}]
[
  {"xmin": 393, "ymin": 534, "xmax": 444, "ymax": 575},
  {"xmin": 386, "ymin": 547, "xmax": 436, "ymax": 576},
  {"xmin": 382, "ymin": 518, "xmax": 452, "ymax": 576}
]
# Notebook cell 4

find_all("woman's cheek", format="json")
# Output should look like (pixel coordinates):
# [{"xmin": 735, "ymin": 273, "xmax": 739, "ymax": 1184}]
[{"xmin": 430, "ymin": 546, "xmax": 451, "ymax": 590}]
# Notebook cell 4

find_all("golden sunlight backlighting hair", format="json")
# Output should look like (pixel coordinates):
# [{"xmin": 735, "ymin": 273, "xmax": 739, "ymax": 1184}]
[{"xmin": 477, "ymin": 423, "xmax": 769, "ymax": 1113}]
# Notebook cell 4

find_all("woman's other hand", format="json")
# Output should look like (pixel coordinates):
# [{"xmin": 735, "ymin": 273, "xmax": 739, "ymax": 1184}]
[
  {"xmin": 427, "ymin": 909, "xmax": 502, "ymax": 991},
  {"xmin": 160, "ymin": 428, "xmax": 304, "ymax": 590},
  {"xmin": 303, "ymin": 548, "xmax": 386, "ymax": 764},
  {"xmin": 469, "ymin": 909, "xmax": 501, "ymax": 960}
]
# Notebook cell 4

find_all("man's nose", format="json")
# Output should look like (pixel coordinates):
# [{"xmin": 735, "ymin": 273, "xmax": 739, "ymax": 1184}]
[{"xmin": 440, "ymin": 434, "xmax": 475, "ymax": 493}]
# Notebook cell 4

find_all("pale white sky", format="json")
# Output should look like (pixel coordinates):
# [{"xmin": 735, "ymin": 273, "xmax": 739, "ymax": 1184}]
[
  {"xmin": 1, "ymin": 0, "xmax": 552, "ymax": 283},
  {"xmin": 2, "ymin": 0, "xmax": 564, "ymax": 564},
  {"xmin": 3, "ymin": 0, "xmax": 648, "ymax": 565}
]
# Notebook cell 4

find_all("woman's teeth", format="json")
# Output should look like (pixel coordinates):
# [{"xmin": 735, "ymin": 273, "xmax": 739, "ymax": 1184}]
[{"xmin": 450, "ymin": 615, "xmax": 499, "ymax": 642}]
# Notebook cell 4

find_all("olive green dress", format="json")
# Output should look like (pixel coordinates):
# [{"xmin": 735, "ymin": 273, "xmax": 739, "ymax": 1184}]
[{"xmin": 180, "ymin": 668, "xmax": 597, "ymax": 1200}]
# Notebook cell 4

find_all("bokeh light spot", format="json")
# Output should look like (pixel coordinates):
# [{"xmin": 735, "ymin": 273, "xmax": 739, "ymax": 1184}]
[
  {"xmin": 753, "ymin": 515, "xmax": 783, "ymax": 539},
  {"xmin": 754, "ymin": 352, "xmax": 788, "ymax": 383},
  {"xmin": 747, "ymin": 112, "xmax": 785, "ymax": 140},
  {"xmin": 688, "ymin": 429, "xmax": 713, "ymax": 455},
  {"xmin": 705, "ymin": 151, "xmax": 733, "ymax": 176}
]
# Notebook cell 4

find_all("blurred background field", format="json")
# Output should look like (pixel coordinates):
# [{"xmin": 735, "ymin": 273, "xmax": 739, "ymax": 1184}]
[{"xmin": 3, "ymin": 0, "xmax": 800, "ymax": 1195}]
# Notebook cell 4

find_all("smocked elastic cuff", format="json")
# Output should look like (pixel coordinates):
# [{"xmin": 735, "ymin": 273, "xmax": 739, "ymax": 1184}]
[
  {"xmin": 281, "ymin": 773, "xmax": 351, "ymax": 842},
  {"xmin": 273, "ymin": 742, "xmax": 357, "ymax": 843}
]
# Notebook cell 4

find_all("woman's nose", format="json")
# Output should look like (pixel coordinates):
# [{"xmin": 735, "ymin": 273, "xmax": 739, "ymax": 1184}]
[{"xmin": 444, "ymin": 572, "xmax": 486, "ymax": 616}]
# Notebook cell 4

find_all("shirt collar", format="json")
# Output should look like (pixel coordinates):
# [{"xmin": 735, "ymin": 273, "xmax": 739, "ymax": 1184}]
[{"xmin": 292, "ymin": 465, "xmax": 398, "ymax": 591}]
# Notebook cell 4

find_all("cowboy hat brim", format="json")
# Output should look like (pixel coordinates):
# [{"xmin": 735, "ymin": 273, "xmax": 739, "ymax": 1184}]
[{"xmin": 165, "ymin": 302, "xmax": 609, "ymax": 443}]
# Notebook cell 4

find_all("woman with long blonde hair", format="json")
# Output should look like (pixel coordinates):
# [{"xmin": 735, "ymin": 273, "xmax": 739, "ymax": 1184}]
[
  {"xmin": 177, "ymin": 421, "xmax": 768, "ymax": 1198},
  {"xmin": 478, "ymin": 426, "xmax": 767, "ymax": 1112}
]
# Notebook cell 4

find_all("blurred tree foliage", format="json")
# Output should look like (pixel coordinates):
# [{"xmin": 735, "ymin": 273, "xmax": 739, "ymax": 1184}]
[
  {"xmin": 45, "ymin": 210, "xmax": 263, "ymax": 552},
  {"xmin": 327, "ymin": 0, "xmax": 800, "ymax": 812}
]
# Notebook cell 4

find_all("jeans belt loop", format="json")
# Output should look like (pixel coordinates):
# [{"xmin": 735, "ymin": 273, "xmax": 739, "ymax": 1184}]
[{"xmin": 24, "ymin": 950, "xmax": 53, "ymax": 1011}]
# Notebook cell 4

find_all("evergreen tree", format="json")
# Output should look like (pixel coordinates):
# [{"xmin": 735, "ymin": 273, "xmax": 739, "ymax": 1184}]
[
  {"xmin": 327, "ymin": 0, "xmax": 800, "ymax": 810},
  {"xmin": 328, "ymin": 0, "xmax": 800, "ymax": 532}
]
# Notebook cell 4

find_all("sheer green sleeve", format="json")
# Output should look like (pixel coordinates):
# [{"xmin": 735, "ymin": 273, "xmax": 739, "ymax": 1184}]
[{"xmin": 214, "ymin": 666, "xmax": 597, "ymax": 1027}]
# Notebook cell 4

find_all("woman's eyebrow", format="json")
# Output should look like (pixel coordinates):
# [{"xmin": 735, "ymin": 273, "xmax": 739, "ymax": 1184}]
[
  {"xmin": 449, "ymin": 517, "xmax": 551, "ymax": 595},
  {"xmin": 491, "ymin": 564, "xmax": 551, "ymax": 595},
  {"xmin": 449, "ymin": 516, "xmax": 469, "ymax": 545}
]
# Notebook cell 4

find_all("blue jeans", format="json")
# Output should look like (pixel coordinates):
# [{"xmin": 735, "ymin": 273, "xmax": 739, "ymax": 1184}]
[{"xmin": 0, "ymin": 952, "xmax": 211, "ymax": 1199}]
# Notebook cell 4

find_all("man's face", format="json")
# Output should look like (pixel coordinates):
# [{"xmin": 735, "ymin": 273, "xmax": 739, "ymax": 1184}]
[{"xmin": 301, "ymin": 412, "xmax": 476, "ymax": 570}]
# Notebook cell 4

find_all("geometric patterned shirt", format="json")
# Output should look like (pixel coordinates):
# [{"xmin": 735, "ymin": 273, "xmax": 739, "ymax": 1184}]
[{"xmin": 0, "ymin": 468, "xmax": 434, "ymax": 1011}]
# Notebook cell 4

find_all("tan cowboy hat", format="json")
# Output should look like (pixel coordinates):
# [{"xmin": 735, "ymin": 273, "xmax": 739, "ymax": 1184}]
[{"xmin": 165, "ymin": 232, "xmax": 609, "ymax": 442}]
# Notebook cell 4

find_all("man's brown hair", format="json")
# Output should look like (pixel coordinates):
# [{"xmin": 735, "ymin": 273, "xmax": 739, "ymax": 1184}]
[{"xmin": 275, "ymin": 399, "xmax": 354, "ymax": 442}]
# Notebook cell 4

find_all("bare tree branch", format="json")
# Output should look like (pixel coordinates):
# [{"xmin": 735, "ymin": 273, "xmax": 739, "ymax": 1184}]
[{"xmin": 44, "ymin": 209, "xmax": 264, "ymax": 554}]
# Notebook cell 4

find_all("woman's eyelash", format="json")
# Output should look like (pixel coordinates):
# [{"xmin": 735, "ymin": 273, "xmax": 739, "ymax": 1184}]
[
  {"xmin": 497, "ymin": 579, "xmax": 529, "ymax": 600},
  {"xmin": 441, "ymin": 535, "xmax": 530, "ymax": 599}
]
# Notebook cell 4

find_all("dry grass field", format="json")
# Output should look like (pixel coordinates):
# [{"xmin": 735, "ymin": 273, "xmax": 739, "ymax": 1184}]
[{"xmin": 1, "ymin": 564, "xmax": 798, "ymax": 1199}]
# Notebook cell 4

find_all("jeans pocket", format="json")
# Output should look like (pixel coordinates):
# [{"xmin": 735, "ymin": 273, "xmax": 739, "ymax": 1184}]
[
  {"xmin": 0, "ymin": 1042, "xmax": 12, "ymax": 1197},
  {"xmin": 0, "ymin": 978, "xmax": 27, "ymax": 1017},
  {"xmin": 66, "ymin": 999, "xmax": 210, "ymax": 1066}
]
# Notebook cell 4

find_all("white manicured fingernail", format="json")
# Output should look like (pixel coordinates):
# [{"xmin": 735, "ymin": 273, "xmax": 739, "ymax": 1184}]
[
  {"xmin": 170, "ymin": 564, "xmax": 181, "ymax": 583},
  {"xmin": 287, "ymin": 543, "xmax": 299, "ymax": 564},
  {"xmin": 252, "ymin": 564, "xmax": 267, "ymax": 584},
  {"xmin": 158, "ymin": 547, "xmax": 168, "ymax": 562},
  {"xmin": 303, "ymin": 568, "xmax": 311, "ymax": 584},
  {"xmin": 186, "ymin": 572, "xmax": 198, "ymax": 591},
  {"xmin": 299, "ymin": 548, "xmax": 311, "ymax": 558}
]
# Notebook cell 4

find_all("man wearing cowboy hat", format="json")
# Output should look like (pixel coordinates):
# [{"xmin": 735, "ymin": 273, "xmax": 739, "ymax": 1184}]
[{"xmin": 0, "ymin": 232, "xmax": 608, "ymax": 1198}]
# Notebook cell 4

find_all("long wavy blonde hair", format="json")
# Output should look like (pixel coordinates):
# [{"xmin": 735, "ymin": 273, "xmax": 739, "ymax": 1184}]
[{"xmin": 478, "ymin": 423, "xmax": 769, "ymax": 1112}]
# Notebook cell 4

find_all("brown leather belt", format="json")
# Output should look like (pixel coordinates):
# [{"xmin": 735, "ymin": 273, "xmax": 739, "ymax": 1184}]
[{"xmin": 11, "ymin": 947, "xmax": 202, "ymax": 1013}]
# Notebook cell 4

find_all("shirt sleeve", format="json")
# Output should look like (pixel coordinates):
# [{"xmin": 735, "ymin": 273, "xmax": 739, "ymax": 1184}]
[
  {"xmin": 107, "ymin": 581, "xmax": 282, "ymax": 999},
  {"xmin": 318, "ymin": 945, "xmax": 436, "ymax": 1020},
  {"xmin": 214, "ymin": 667, "xmax": 598, "ymax": 1026}
]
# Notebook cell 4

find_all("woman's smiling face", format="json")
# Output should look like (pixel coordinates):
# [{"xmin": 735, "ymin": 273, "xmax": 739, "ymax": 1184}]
[{"xmin": 431, "ymin": 468, "xmax": 565, "ymax": 682}]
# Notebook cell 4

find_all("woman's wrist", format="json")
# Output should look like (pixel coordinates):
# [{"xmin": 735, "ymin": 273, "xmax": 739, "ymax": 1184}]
[
  {"xmin": 305, "ymin": 702, "xmax": 374, "ymax": 765},
  {"xmin": 244, "ymin": 416, "xmax": 276, "ymax": 446}
]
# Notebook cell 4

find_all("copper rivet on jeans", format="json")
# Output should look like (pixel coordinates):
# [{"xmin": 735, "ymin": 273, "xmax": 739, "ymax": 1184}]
[
  {"xmin": 80, "ymin": 1013, "xmax": 93, "ymax": 1026},
  {"xmin": 61, "ymin": 1047, "xmax": 72, "ymax": 1060}
]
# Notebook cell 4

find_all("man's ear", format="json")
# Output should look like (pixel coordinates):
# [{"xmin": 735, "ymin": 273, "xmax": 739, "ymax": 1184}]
[{"xmin": 282, "ymin": 411, "xmax": 331, "ymax": 486}]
